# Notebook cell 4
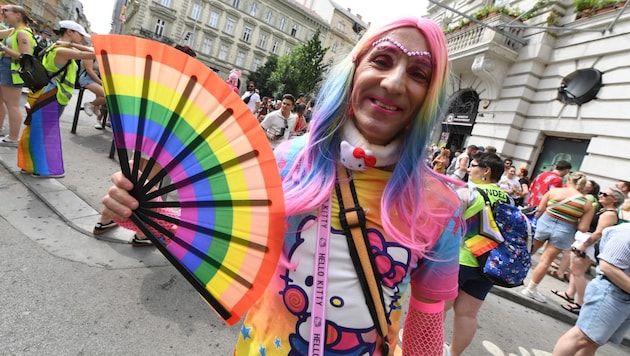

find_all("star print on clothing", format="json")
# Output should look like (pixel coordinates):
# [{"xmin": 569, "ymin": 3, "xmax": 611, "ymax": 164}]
[
  {"xmin": 274, "ymin": 337, "xmax": 282, "ymax": 349},
  {"xmin": 258, "ymin": 344, "xmax": 267, "ymax": 355},
  {"xmin": 240, "ymin": 325, "xmax": 252, "ymax": 339}
]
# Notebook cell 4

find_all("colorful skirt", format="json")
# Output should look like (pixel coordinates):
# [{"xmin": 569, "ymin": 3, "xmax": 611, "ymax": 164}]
[{"xmin": 17, "ymin": 88, "xmax": 65, "ymax": 176}]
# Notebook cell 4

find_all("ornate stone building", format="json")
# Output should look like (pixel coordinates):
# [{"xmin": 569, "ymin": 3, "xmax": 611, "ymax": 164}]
[
  {"xmin": 116, "ymin": 0, "xmax": 368, "ymax": 88},
  {"xmin": 428, "ymin": 0, "xmax": 630, "ymax": 186},
  {"xmin": 3, "ymin": 0, "xmax": 90, "ymax": 34}
]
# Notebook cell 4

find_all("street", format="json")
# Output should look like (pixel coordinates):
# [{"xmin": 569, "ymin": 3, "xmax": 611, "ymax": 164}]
[{"xmin": 0, "ymin": 90, "xmax": 629, "ymax": 355}]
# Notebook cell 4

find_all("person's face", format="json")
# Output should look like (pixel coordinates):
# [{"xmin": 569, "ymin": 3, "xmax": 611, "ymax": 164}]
[
  {"xmin": 584, "ymin": 181, "xmax": 593, "ymax": 194},
  {"xmin": 350, "ymin": 27, "xmax": 432, "ymax": 145},
  {"xmin": 70, "ymin": 29, "xmax": 86, "ymax": 44},
  {"xmin": 504, "ymin": 160, "xmax": 512, "ymax": 168},
  {"xmin": 2, "ymin": 7, "xmax": 16, "ymax": 23},
  {"xmin": 615, "ymin": 181, "xmax": 629, "ymax": 195},
  {"xmin": 247, "ymin": 83, "xmax": 255, "ymax": 92},
  {"xmin": 507, "ymin": 167, "xmax": 516, "ymax": 177},
  {"xmin": 598, "ymin": 190, "xmax": 617, "ymax": 205},
  {"xmin": 280, "ymin": 99, "xmax": 294, "ymax": 115},
  {"xmin": 468, "ymin": 160, "xmax": 490, "ymax": 184}
]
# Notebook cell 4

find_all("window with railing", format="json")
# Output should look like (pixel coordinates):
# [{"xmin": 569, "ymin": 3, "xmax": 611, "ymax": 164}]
[
  {"xmin": 155, "ymin": 18, "xmax": 165, "ymax": 37},
  {"xmin": 290, "ymin": 24, "xmax": 298, "ymax": 37},
  {"xmin": 249, "ymin": 2, "xmax": 257, "ymax": 16},
  {"xmin": 271, "ymin": 40, "xmax": 280, "ymax": 54},
  {"xmin": 279, "ymin": 17, "xmax": 286, "ymax": 31},
  {"xmin": 265, "ymin": 10, "xmax": 273, "ymax": 24}
]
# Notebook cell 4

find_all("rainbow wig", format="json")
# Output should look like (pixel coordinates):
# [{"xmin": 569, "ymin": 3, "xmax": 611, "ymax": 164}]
[{"xmin": 281, "ymin": 17, "xmax": 462, "ymax": 257}]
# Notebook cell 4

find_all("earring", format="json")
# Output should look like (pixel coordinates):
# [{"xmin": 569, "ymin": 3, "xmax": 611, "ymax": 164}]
[{"xmin": 481, "ymin": 176, "xmax": 486, "ymax": 181}]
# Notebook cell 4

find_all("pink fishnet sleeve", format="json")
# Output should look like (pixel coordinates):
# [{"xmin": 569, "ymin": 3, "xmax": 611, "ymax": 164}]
[
  {"xmin": 402, "ymin": 298, "xmax": 445, "ymax": 356},
  {"xmin": 115, "ymin": 206, "xmax": 179, "ymax": 238}
]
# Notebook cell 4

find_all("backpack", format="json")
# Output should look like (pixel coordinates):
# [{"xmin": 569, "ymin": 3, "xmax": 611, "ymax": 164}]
[
  {"xmin": 475, "ymin": 188, "xmax": 534, "ymax": 288},
  {"xmin": 18, "ymin": 46, "xmax": 70, "ymax": 92}
]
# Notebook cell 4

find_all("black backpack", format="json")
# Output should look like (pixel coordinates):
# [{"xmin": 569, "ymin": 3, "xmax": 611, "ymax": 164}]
[{"xmin": 18, "ymin": 46, "xmax": 70, "ymax": 92}]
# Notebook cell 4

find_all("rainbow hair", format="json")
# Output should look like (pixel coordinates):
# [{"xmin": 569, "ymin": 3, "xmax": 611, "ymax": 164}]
[{"xmin": 281, "ymin": 17, "xmax": 461, "ymax": 256}]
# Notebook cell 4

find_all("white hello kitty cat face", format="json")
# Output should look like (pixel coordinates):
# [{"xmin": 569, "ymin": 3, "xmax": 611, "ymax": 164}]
[{"xmin": 340, "ymin": 140, "xmax": 376, "ymax": 171}]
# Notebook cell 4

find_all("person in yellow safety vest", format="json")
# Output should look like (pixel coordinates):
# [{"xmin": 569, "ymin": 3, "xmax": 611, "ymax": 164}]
[
  {"xmin": 17, "ymin": 20, "xmax": 95, "ymax": 178},
  {"xmin": 0, "ymin": 5, "xmax": 35, "ymax": 146}
]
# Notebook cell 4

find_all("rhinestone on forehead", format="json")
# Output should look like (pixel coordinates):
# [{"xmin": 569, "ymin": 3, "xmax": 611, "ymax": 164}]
[{"xmin": 371, "ymin": 36, "xmax": 432, "ymax": 61}]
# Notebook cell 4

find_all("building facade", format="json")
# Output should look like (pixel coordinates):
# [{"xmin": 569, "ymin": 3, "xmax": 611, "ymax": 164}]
[
  {"xmin": 116, "ymin": 0, "xmax": 367, "ymax": 90},
  {"xmin": 428, "ymin": 0, "xmax": 630, "ymax": 186},
  {"xmin": 3, "ymin": 0, "xmax": 90, "ymax": 34}
]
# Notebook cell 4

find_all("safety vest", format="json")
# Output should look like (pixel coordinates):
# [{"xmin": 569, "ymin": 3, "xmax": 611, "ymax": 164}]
[
  {"xmin": 7, "ymin": 26, "xmax": 36, "ymax": 85},
  {"xmin": 42, "ymin": 46, "xmax": 77, "ymax": 106}
]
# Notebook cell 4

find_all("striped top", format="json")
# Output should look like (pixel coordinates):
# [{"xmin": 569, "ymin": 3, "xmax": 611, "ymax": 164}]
[
  {"xmin": 597, "ymin": 223, "xmax": 630, "ymax": 280},
  {"xmin": 545, "ymin": 195, "xmax": 588, "ymax": 223}
]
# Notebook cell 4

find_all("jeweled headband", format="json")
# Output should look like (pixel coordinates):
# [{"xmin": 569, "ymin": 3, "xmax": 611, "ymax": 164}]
[{"xmin": 371, "ymin": 36, "xmax": 432, "ymax": 61}]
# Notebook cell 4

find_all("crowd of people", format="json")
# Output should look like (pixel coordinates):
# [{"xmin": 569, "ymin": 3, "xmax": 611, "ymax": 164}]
[
  {"xmin": 425, "ymin": 143, "xmax": 629, "ymax": 355},
  {"xmin": 0, "ymin": 7, "xmax": 622, "ymax": 355}
]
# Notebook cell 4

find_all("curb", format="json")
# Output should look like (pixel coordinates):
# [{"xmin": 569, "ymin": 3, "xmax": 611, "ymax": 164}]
[{"xmin": 0, "ymin": 148, "xmax": 130, "ymax": 244}]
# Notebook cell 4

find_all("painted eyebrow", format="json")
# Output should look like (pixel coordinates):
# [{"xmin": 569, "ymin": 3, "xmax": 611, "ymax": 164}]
[{"xmin": 371, "ymin": 36, "xmax": 432, "ymax": 61}]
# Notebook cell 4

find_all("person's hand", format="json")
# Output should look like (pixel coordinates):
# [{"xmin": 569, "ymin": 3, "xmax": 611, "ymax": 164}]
[{"xmin": 101, "ymin": 171, "xmax": 138, "ymax": 222}]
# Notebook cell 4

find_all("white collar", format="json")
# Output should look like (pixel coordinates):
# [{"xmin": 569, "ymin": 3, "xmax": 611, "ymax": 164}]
[{"xmin": 340, "ymin": 119, "xmax": 401, "ymax": 168}]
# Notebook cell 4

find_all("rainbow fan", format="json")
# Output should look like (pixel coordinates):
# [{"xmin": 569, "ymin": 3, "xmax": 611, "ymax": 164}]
[{"xmin": 92, "ymin": 35, "xmax": 285, "ymax": 326}]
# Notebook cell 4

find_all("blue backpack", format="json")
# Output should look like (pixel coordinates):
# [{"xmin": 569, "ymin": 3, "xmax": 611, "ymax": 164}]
[{"xmin": 475, "ymin": 188, "xmax": 534, "ymax": 288}]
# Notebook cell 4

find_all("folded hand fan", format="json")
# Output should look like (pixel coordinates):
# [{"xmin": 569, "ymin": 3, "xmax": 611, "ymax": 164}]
[{"xmin": 92, "ymin": 35, "xmax": 285, "ymax": 326}]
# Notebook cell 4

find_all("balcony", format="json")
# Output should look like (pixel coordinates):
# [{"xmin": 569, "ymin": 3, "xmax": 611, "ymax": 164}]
[
  {"xmin": 445, "ymin": 14, "xmax": 527, "ymax": 99},
  {"xmin": 445, "ymin": 14, "xmax": 525, "ymax": 62},
  {"xmin": 138, "ymin": 28, "xmax": 175, "ymax": 46}
]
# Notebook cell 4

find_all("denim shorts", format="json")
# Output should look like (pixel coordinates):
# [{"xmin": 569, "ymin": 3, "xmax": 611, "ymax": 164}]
[
  {"xmin": 0, "ymin": 57, "xmax": 21, "ymax": 87},
  {"xmin": 533, "ymin": 213, "xmax": 577, "ymax": 250},
  {"xmin": 577, "ymin": 276, "xmax": 630, "ymax": 345},
  {"xmin": 458, "ymin": 265, "xmax": 494, "ymax": 301},
  {"xmin": 78, "ymin": 71, "xmax": 98, "ymax": 87}
]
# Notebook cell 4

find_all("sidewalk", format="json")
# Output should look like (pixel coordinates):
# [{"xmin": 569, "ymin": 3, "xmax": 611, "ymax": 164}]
[{"xmin": 0, "ymin": 90, "xmax": 628, "ymax": 347}]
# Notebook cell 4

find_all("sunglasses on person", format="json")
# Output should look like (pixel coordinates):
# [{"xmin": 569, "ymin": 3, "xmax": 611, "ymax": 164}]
[
  {"xmin": 599, "ymin": 192, "xmax": 611, "ymax": 197},
  {"xmin": 2, "ymin": 8, "xmax": 13, "ymax": 14}
]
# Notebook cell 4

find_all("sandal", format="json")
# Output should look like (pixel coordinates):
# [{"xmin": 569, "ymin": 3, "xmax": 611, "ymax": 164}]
[
  {"xmin": 93, "ymin": 220, "xmax": 118, "ymax": 235},
  {"xmin": 561, "ymin": 303, "xmax": 581, "ymax": 315},
  {"xmin": 547, "ymin": 269, "xmax": 569, "ymax": 282},
  {"xmin": 551, "ymin": 289, "xmax": 574, "ymax": 303},
  {"xmin": 131, "ymin": 234, "xmax": 154, "ymax": 247}
]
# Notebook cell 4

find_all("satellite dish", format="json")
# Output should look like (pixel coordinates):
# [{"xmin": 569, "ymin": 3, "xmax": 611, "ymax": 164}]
[{"xmin": 557, "ymin": 68, "xmax": 602, "ymax": 105}]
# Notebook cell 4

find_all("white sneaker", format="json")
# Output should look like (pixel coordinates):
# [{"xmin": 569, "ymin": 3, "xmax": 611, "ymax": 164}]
[
  {"xmin": 84, "ymin": 102, "xmax": 94, "ymax": 116},
  {"xmin": 94, "ymin": 120, "xmax": 103, "ymax": 129},
  {"xmin": 521, "ymin": 288, "xmax": 547, "ymax": 303},
  {"xmin": 0, "ymin": 137, "xmax": 18, "ymax": 147}
]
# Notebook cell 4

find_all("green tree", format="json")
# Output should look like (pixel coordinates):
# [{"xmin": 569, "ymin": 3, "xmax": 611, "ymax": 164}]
[
  {"xmin": 248, "ymin": 55, "xmax": 278, "ymax": 99},
  {"xmin": 269, "ymin": 29, "xmax": 328, "ymax": 98}
]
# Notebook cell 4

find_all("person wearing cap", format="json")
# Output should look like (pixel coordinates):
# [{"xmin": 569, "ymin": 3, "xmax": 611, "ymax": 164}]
[
  {"xmin": 17, "ymin": 20, "xmax": 95, "ymax": 178},
  {"xmin": 0, "ymin": 5, "xmax": 36, "ymax": 147}
]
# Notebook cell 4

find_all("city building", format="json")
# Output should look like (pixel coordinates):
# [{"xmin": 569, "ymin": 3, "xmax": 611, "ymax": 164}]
[
  {"xmin": 115, "ymin": 0, "xmax": 368, "ymax": 92},
  {"xmin": 1, "ymin": 0, "xmax": 90, "ymax": 34},
  {"xmin": 428, "ymin": 0, "xmax": 630, "ymax": 186}
]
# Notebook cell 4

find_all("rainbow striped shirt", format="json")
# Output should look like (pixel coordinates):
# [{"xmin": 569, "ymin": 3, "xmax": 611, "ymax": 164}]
[{"xmin": 546, "ymin": 196, "xmax": 588, "ymax": 223}]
